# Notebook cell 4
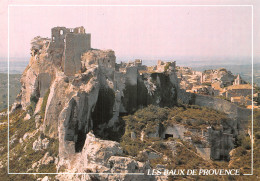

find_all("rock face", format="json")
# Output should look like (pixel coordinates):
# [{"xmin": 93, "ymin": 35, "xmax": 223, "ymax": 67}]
[
  {"xmin": 56, "ymin": 132, "xmax": 153, "ymax": 181},
  {"xmin": 32, "ymin": 136, "xmax": 49, "ymax": 151},
  {"xmin": 12, "ymin": 27, "xmax": 179, "ymax": 176},
  {"xmin": 208, "ymin": 128, "xmax": 234, "ymax": 161},
  {"xmin": 54, "ymin": 50, "xmax": 178, "ymax": 158},
  {"xmin": 178, "ymin": 90, "xmax": 250, "ymax": 161},
  {"xmin": 202, "ymin": 68, "xmax": 235, "ymax": 87},
  {"xmin": 81, "ymin": 132, "xmax": 123, "ymax": 165},
  {"xmin": 12, "ymin": 26, "xmax": 251, "ymax": 177}
]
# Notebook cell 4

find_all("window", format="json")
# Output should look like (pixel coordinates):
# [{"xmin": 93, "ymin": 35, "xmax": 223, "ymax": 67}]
[
  {"xmin": 52, "ymin": 36, "xmax": 55, "ymax": 42},
  {"xmin": 60, "ymin": 30, "xmax": 64, "ymax": 35}
]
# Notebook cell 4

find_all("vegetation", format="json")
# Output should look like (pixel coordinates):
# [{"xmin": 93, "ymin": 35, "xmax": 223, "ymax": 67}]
[
  {"xmin": 40, "ymin": 89, "xmax": 50, "ymax": 118},
  {"xmin": 0, "ymin": 97, "xmax": 58, "ymax": 180},
  {"xmin": 0, "ymin": 83, "xmax": 258, "ymax": 180},
  {"xmin": 167, "ymin": 105, "xmax": 230, "ymax": 130},
  {"xmin": 202, "ymin": 82, "xmax": 212, "ymax": 86},
  {"xmin": 120, "ymin": 105, "xmax": 259, "ymax": 180},
  {"xmin": 120, "ymin": 104, "xmax": 229, "ymax": 158},
  {"xmin": 164, "ymin": 62, "xmax": 171, "ymax": 72},
  {"xmin": 0, "ymin": 74, "xmax": 21, "ymax": 111},
  {"xmin": 227, "ymin": 109, "xmax": 260, "ymax": 179},
  {"xmin": 215, "ymin": 95, "xmax": 230, "ymax": 101}
]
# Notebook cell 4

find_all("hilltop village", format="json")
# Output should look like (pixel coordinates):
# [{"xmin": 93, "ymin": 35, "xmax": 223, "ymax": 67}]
[
  {"xmin": 175, "ymin": 66, "xmax": 259, "ymax": 108},
  {"xmin": 29, "ymin": 26, "xmax": 258, "ymax": 110},
  {"xmin": 113, "ymin": 58, "xmax": 259, "ymax": 109}
]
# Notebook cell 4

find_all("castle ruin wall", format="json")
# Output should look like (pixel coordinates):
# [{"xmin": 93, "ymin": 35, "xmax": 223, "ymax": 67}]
[{"xmin": 64, "ymin": 33, "xmax": 91, "ymax": 76}]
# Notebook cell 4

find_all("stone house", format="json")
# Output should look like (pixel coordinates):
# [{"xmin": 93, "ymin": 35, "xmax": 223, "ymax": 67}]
[{"xmin": 226, "ymin": 84, "xmax": 253, "ymax": 99}]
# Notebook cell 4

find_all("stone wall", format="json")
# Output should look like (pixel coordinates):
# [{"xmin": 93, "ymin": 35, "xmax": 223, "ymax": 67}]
[
  {"xmin": 50, "ymin": 27, "xmax": 69, "ymax": 49},
  {"xmin": 178, "ymin": 89, "xmax": 251, "ymax": 127},
  {"xmin": 48, "ymin": 26, "xmax": 91, "ymax": 76},
  {"xmin": 194, "ymin": 94, "xmax": 251, "ymax": 128},
  {"xmin": 156, "ymin": 60, "xmax": 176, "ymax": 72},
  {"xmin": 81, "ymin": 50, "xmax": 116, "ymax": 70},
  {"xmin": 64, "ymin": 33, "xmax": 91, "ymax": 76},
  {"xmin": 226, "ymin": 89, "xmax": 252, "ymax": 99}
]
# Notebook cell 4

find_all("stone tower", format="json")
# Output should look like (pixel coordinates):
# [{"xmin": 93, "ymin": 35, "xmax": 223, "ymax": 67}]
[
  {"xmin": 234, "ymin": 74, "xmax": 243, "ymax": 85},
  {"xmin": 50, "ymin": 26, "xmax": 91, "ymax": 76}
]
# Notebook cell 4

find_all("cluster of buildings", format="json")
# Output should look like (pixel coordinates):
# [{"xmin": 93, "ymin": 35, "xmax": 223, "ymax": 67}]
[
  {"xmin": 176, "ymin": 66, "xmax": 259, "ymax": 108},
  {"xmin": 33, "ymin": 26, "xmax": 258, "ymax": 109},
  {"xmin": 114, "ymin": 59, "xmax": 176, "ymax": 74}
]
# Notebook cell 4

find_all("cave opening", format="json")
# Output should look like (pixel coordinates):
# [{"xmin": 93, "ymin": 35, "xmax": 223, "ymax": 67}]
[
  {"xmin": 91, "ymin": 87, "xmax": 115, "ymax": 139},
  {"xmin": 219, "ymin": 154, "xmax": 230, "ymax": 161},
  {"xmin": 164, "ymin": 134, "xmax": 173, "ymax": 139},
  {"xmin": 64, "ymin": 96, "xmax": 89, "ymax": 153},
  {"xmin": 75, "ymin": 129, "xmax": 86, "ymax": 153}
]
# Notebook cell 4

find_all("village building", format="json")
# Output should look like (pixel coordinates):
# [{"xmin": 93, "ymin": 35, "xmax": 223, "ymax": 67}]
[
  {"xmin": 233, "ymin": 74, "xmax": 247, "ymax": 85},
  {"xmin": 175, "ymin": 65, "xmax": 259, "ymax": 107},
  {"xmin": 226, "ymin": 84, "xmax": 253, "ymax": 99}
]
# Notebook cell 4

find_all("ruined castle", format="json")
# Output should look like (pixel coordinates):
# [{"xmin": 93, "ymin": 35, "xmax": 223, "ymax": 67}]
[
  {"xmin": 12, "ymin": 27, "xmax": 252, "ymax": 175},
  {"xmin": 31, "ymin": 26, "xmax": 92, "ymax": 76},
  {"xmin": 31, "ymin": 26, "xmax": 177, "ymax": 77},
  {"xmin": 3, "ymin": 25, "xmax": 255, "ymax": 181},
  {"xmin": 51, "ymin": 26, "xmax": 91, "ymax": 76}
]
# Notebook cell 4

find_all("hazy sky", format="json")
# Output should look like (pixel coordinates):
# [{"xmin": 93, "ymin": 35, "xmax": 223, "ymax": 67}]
[{"xmin": 0, "ymin": 0, "xmax": 259, "ymax": 63}]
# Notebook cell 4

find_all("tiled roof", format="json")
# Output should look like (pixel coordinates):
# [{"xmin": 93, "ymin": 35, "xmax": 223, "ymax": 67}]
[
  {"xmin": 231, "ymin": 97, "xmax": 242, "ymax": 102},
  {"xmin": 227, "ymin": 84, "xmax": 253, "ymax": 90}
]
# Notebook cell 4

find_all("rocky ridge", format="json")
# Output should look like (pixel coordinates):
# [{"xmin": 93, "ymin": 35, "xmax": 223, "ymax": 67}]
[
  {"xmin": 9, "ymin": 30, "xmax": 179, "ymax": 180},
  {"xmin": 4, "ymin": 27, "xmax": 253, "ymax": 180}
]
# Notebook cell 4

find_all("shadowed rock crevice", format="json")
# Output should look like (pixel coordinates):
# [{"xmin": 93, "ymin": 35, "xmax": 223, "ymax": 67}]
[
  {"xmin": 92, "ymin": 87, "xmax": 115, "ymax": 138},
  {"xmin": 75, "ymin": 129, "xmax": 86, "ymax": 152},
  {"xmin": 64, "ymin": 98, "xmax": 78, "ymax": 142},
  {"xmin": 150, "ymin": 73, "xmax": 177, "ymax": 107},
  {"xmin": 64, "ymin": 93, "xmax": 92, "ymax": 153}
]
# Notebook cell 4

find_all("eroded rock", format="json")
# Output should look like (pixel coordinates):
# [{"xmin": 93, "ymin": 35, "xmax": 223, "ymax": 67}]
[{"xmin": 32, "ymin": 136, "xmax": 49, "ymax": 151}]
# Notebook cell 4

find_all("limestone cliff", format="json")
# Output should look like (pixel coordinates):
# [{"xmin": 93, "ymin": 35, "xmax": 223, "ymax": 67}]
[
  {"xmin": 10, "ymin": 27, "xmax": 179, "ymax": 180},
  {"xmin": 7, "ymin": 27, "xmax": 252, "ymax": 180}
]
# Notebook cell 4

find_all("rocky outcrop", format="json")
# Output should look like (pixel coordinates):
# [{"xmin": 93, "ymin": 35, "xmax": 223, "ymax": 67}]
[
  {"xmin": 208, "ymin": 128, "xmax": 234, "ymax": 161},
  {"xmin": 18, "ymin": 57, "xmax": 55, "ymax": 109},
  {"xmin": 12, "ymin": 31, "xmax": 180, "ymax": 177},
  {"xmin": 178, "ymin": 90, "xmax": 251, "ymax": 132},
  {"xmin": 32, "ymin": 136, "xmax": 49, "ymax": 151},
  {"xmin": 11, "ymin": 26, "xmax": 252, "ymax": 178},
  {"xmin": 176, "ymin": 89, "xmax": 251, "ymax": 161},
  {"xmin": 33, "ymin": 48, "xmax": 178, "ymax": 158},
  {"xmin": 31, "ymin": 152, "xmax": 56, "ymax": 172},
  {"xmin": 202, "ymin": 68, "xmax": 235, "ymax": 87},
  {"xmin": 81, "ymin": 132, "xmax": 123, "ymax": 165},
  {"xmin": 56, "ymin": 132, "xmax": 153, "ymax": 181}
]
